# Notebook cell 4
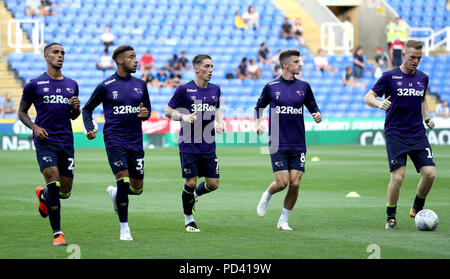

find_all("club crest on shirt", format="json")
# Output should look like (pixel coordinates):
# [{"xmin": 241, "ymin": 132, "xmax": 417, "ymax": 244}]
[
  {"xmin": 112, "ymin": 91, "xmax": 118, "ymax": 99},
  {"xmin": 113, "ymin": 160, "xmax": 123, "ymax": 167},
  {"xmin": 417, "ymin": 81, "xmax": 424, "ymax": 88},
  {"xmin": 134, "ymin": 88, "xmax": 142, "ymax": 94},
  {"xmin": 42, "ymin": 156, "xmax": 52, "ymax": 163},
  {"xmin": 66, "ymin": 88, "xmax": 74, "ymax": 94},
  {"xmin": 296, "ymin": 90, "xmax": 304, "ymax": 96}
]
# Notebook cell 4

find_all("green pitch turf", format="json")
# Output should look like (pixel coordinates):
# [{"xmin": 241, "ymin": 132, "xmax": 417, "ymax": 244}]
[{"xmin": 0, "ymin": 145, "xmax": 449, "ymax": 259}]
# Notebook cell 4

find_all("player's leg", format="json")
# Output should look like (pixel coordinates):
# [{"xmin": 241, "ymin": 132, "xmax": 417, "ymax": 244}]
[
  {"xmin": 105, "ymin": 147, "xmax": 133, "ymax": 240},
  {"xmin": 384, "ymin": 137, "xmax": 408, "ymax": 229},
  {"xmin": 257, "ymin": 170, "xmax": 289, "ymax": 218},
  {"xmin": 42, "ymin": 166, "xmax": 65, "ymax": 245},
  {"xmin": 386, "ymin": 165, "xmax": 406, "ymax": 229},
  {"xmin": 277, "ymin": 150, "xmax": 305, "ymax": 230},
  {"xmin": 184, "ymin": 177, "xmax": 200, "ymax": 232},
  {"xmin": 58, "ymin": 147, "xmax": 75, "ymax": 200},
  {"xmin": 194, "ymin": 153, "xmax": 220, "ymax": 198},
  {"xmin": 257, "ymin": 150, "xmax": 289, "ymax": 218},
  {"xmin": 277, "ymin": 170, "xmax": 303, "ymax": 230},
  {"xmin": 409, "ymin": 146, "xmax": 436, "ymax": 217}
]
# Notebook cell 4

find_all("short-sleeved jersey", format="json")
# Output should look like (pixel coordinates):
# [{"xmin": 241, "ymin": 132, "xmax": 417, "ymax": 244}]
[
  {"xmin": 371, "ymin": 67, "xmax": 429, "ymax": 138},
  {"xmin": 167, "ymin": 80, "xmax": 221, "ymax": 154},
  {"xmin": 22, "ymin": 72, "xmax": 79, "ymax": 146},
  {"xmin": 82, "ymin": 72, "xmax": 151, "ymax": 152},
  {"xmin": 255, "ymin": 76, "xmax": 320, "ymax": 152}
]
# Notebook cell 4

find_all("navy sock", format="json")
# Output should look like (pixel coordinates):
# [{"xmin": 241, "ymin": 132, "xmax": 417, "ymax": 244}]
[
  {"xmin": 182, "ymin": 184, "xmax": 195, "ymax": 215},
  {"xmin": 413, "ymin": 195, "xmax": 426, "ymax": 213},
  {"xmin": 46, "ymin": 181, "xmax": 61, "ymax": 232},
  {"xmin": 116, "ymin": 178, "xmax": 130, "ymax": 223},
  {"xmin": 195, "ymin": 181, "xmax": 214, "ymax": 197},
  {"xmin": 386, "ymin": 205, "xmax": 397, "ymax": 221}
]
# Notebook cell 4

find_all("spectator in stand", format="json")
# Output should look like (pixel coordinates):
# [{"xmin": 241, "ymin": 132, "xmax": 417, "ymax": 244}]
[
  {"xmin": 386, "ymin": 17, "xmax": 397, "ymax": 50},
  {"xmin": 235, "ymin": 11, "xmax": 249, "ymax": 30},
  {"xmin": 178, "ymin": 51, "xmax": 190, "ymax": 71},
  {"xmin": 343, "ymin": 66, "xmax": 366, "ymax": 89},
  {"xmin": 166, "ymin": 54, "xmax": 180, "ymax": 73},
  {"xmin": 352, "ymin": 46, "xmax": 366, "ymax": 80},
  {"xmin": 281, "ymin": 17, "xmax": 294, "ymax": 40},
  {"xmin": 40, "ymin": 0, "xmax": 56, "ymax": 17},
  {"xmin": 271, "ymin": 49, "xmax": 282, "ymax": 78},
  {"xmin": 242, "ymin": 5, "xmax": 260, "ymax": 30},
  {"xmin": 168, "ymin": 69, "xmax": 183, "ymax": 88},
  {"xmin": 390, "ymin": 37, "xmax": 404, "ymax": 67},
  {"xmin": 314, "ymin": 48, "xmax": 337, "ymax": 73},
  {"xmin": 154, "ymin": 68, "xmax": 169, "ymax": 88},
  {"xmin": 395, "ymin": 16, "xmax": 409, "ymax": 43},
  {"xmin": 141, "ymin": 70, "xmax": 155, "ymax": 87},
  {"xmin": 292, "ymin": 18, "xmax": 306, "ymax": 46},
  {"xmin": 26, "ymin": 0, "xmax": 41, "ymax": 17},
  {"xmin": 372, "ymin": 46, "xmax": 391, "ymax": 78},
  {"xmin": 1, "ymin": 93, "xmax": 17, "ymax": 119},
  {"xmin": 139, "ymin": 50, "xmax": 155, "ymax": 72},
  {"xmin": 248, "ymin": 59, "xmax": 261, "ymax": 80},
  {"xmin": 96, "ymin": 49, "xmax": 114, "ymax": 72},
  {"xmin": 257, "ymin": 43, "xmax": 273, "ymax": 68},
  {"xmin": 435, "ymin": 100, "xmax": 449, "ymax": 118},
  {"xmin": 101, "ymin": 25, "xmax": 115, "ymax": 52},
  {"xmin": 237, "ymin": 58, "xmax": 249, "ymax": 80}
]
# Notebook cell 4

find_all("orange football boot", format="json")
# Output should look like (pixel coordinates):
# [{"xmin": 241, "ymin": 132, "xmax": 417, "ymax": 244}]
[{"xmin": 35, "ymin": 186, "xmax": 48, "ymax": 218}]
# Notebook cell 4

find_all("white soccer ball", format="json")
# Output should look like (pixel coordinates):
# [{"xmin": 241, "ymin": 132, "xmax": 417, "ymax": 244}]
[{"xmin": 414, "ymin": 209, "xmax": 439, "ymax": 231}]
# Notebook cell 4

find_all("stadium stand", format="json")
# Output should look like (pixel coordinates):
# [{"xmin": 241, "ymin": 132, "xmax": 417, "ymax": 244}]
[{"xmin": 3, "ymin": 0, "xmax": 448, "ymax": 118}]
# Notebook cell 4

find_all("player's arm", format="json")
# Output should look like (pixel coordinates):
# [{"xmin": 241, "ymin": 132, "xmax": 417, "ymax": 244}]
[
  {"xmin": 18, "ymin": 99, "xmax": 48, "ymax": 140},
  {"xmin": 215, "ymin": 108, "xmax": 224, "ymax": 134},
  {"xmin": 138, "ymin": 84, "xmax": 151, "ymax": 120},
  {"xmin": 69, "ymin": 96, "xmax": 81, "ymax": 120},
  {"xmin": 364, "ymin": 90, "xmax": 391, "ymax": 110},
  {"xmin": 254, "ymin": 84, "xmax": 271, "ymax": 135},
  {"xmin": 82, "ymin": 84, "xmax": 104, "ymax": 140},
  {"xmin": 164, "ymin": 106, "xmax": 196, "ymax": 123},
  {"xmin": 305, "ymin": 83, "xmax": 322, "ymax": 123},
  {"xmin": 422, "ymin": 97, "xmax": 435, "ymax": 129}
]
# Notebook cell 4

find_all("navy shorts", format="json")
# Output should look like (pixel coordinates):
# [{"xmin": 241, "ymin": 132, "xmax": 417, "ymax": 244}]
[
  {"xmin": 386, "ymin": 134, "xmax": 435, "ymax": 173},
  {"xmin": 270, "ymin": 149, "xmax": 306, "ymax": 173},
  {"xmin": 179, "ymin": 152, "xmax": 219, "ymax": 178},
  {"xmin": 106, "ymin": 146, "xmax": 145, "ymax": 179},
  {"xmin": 35, "ymin": 142, "xmax": 74, "ymax": 178}
]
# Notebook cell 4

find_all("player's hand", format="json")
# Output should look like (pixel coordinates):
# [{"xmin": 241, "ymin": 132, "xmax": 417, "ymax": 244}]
[
  {"xmin": 87, "ymin": 129, "xmax": 97, "ymax": 140},
  {"xmin": 69, "ymin": 96, "xmax": 80, "ymax": 110},
  {"xmin": 181, "ymin": 113, "xmax": 197, "ymax": 123},
  {"xmin": 215, "ymin": 121, "xmax": 225, "ymax": 134},
  {"xmin": 379, "ymin": 96, "xmax": 391, "ymax": 110},
  {"xmin": 31, "ymin": 124, "xmax": 48, "ymax": 140},
  {"xmin": 138, "ymin": 103, "xmax": 148, "ymax": 118},
  {"xmin": 426, "ymin": 119, "xmax": 435, "ymax": 129},
  {"xmin": 312, "ymin": 112, "xmax": 322, "ymax": 123},
  {"xmin": 256, "ymin": 125, "xmax": 265, "ymax": 136}
]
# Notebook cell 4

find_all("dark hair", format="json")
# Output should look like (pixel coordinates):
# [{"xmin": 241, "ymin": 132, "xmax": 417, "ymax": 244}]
[
  {"xmin": 279, "ymin": 49, "xmax": 301, "ymax": 65},
  {"xmin": 44, "ymin": 42, "xmax": 62, "ymax": 54},
  {"xmin": 192, "ymin": 54, "xmax": 212, "ymax": 66},
  {"xmin": 112, "ymin": 45, "xmax": 134, "ymax": 61}
]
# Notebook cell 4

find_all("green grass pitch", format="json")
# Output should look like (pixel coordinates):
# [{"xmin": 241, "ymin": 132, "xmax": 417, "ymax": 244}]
[{"xmin": 0, "ymin": 145, "xmax": 449, "ymax": 259}]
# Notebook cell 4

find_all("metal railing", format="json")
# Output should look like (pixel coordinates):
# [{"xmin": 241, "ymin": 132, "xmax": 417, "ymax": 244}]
[
  {"xmin": 320, "ymin": 22, "xmax": 354, "ymax": 55},
  {"xmin": 7, "ymin": 19, "xmax": 44, "ymax": 54},
  {"xmin": 409, "ymin": 26, "xmax": 450, "ymax": 56}
]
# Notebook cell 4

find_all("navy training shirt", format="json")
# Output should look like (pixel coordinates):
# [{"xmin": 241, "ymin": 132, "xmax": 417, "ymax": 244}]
[
  {"xmin": 22, "ymin": 72, "xmax": 79, "ymax": 146},
  {"xmin": 82, "ymin": 72, "xmax": 151, "ymax": 151},
  {"xmin": 255, "ymin": 76, "xmax": 320, "ymax": 153},
  {"xmin": 167, "ymin": 80, "xmax": 221, "ymax": 154},
  {"xmin": 371, "ymin": 67, "xmax": 429, "ymax": 138}
]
